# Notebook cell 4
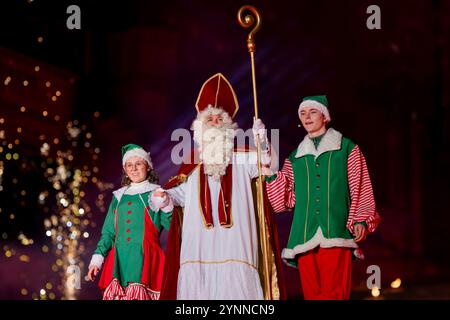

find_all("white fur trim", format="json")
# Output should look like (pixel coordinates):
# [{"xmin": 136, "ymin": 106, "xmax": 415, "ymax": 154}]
[
  {"xmin": 298, "ymin": 100, "xmax": 331, "ymax": 122},
  {"xmin": 147, "ymin": 192, "xmax": 159, "ymax": 212},
  {"xmin": 295, "ymin": 127, "xmax": 342, "ymax": 159},
  {"xmin": 122, "ymin": 149, "xmax": 153, "ymax": 168},
  {"xmin": 89, "ymin": 254, "xmax": 105, "ymax": 270},
  {"xmin": 112, "ymin": 181, "xmax": 159, "ymax": 203},
  {"xmin": 281, "ymin": 227, "xmax": 358, "ymax": 267}
]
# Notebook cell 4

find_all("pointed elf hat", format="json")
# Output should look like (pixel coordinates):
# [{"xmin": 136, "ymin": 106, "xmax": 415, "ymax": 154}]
[
  {"xmin": 298, "ymin": 95, "xmax": 331, "ymax": 122},
  {"xmin": 195, "ymin": 73, "xmax": 239, "ymax": 119},
  {"xmin": 121, "ymin": 143, "xmax": 153, "ymax": 168}
]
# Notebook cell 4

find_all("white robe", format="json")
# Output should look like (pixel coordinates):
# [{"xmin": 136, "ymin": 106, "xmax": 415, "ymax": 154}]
[{"xmin": 166, "ymin": 151, "xmax": 264, "ymax": 300}]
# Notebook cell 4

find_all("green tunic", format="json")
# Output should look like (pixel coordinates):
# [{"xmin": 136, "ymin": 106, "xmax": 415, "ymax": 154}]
[
  {"xmin": 268, "ymin": 128, "xmax": 360, "ymax": 267},
  {"xmin": 287, "ymin": 137, "xmax": 354, "ymax": 246},
  {"xmin": 95, "ymin": 191, "xmax": 171, "ymax": 287}
]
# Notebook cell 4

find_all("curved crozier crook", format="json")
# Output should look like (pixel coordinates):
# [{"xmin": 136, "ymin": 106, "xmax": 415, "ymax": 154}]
[{"xmin": 237, "ymin": 5, "xmax": 261, "ymax": 52}]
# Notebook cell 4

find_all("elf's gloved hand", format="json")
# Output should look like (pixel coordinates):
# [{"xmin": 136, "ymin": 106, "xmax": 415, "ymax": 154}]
[
  {"xmin": 86, "ymin": 254, "xmax": 104, "ymax": 281},
  {"xmin": 89, "ymin": 254, "xmax": 104, "ymax": 270},
  {"xmin": 151, "ymin": 188, "xmax": 174, "ymax": 213},
  {"xmin": 252, "ymin": 118, "xmax": 268, "ymax": 146},
  {"xmin": 353, "ymin": 248, "xmax": 365, "ymax": 260}
]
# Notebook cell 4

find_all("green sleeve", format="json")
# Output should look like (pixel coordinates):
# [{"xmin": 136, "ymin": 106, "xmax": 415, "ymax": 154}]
[
  {"xmin": 150, "ymin": 208, "xmax": 173, "ymax": 232},
  {"xmin": 265, "ymin": 173, "xmax": 278, "ymax": 183},
  {"xmin": 94, "ymin": 197, "xmax": 117, "ymax": 257},
  {"xmin": 160, "ymin": 209, "xmax": 173, "ymax": 231}
]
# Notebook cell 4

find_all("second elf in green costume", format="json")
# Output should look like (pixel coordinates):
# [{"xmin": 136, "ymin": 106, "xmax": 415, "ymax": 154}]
[
  {"xmin": 86, "ymin": 144, "xmax": 173, "ymax": 300},
  {"xmin": 257, "ymin": 95, "xmax": 381, "ymax": 299}
]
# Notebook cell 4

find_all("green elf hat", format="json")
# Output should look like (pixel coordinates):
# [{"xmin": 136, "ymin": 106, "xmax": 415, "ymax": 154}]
[
  {"xmin": 121, "ymin": 143, "xmax": 153, "ymax": 168},
  {"xmin": 298, "ymin": 95, "xmax": 331, "ymax": 122}
]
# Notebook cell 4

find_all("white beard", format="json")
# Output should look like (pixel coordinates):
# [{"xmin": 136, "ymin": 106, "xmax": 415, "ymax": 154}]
[{"xmin": 193, "ymin": 123, "xmax": 235, "ymax": 181}]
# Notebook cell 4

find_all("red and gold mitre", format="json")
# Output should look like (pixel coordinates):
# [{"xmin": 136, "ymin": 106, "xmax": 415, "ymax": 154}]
[{"xmin": 195, "ymin": 73, "xmax": 239, "ymax": 119}]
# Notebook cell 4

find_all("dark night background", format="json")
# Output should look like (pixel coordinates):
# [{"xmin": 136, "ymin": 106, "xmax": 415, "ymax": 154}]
[{"xmin": 0, "ymin": 0, "xmax": 449, "ymax": 299}]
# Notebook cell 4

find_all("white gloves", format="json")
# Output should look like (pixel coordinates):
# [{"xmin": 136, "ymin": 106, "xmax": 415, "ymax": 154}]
[
  {"xmin": 89, "ymin": 254, "xmax": 104, "ymax": 270},
  {"xmin": 353, "ymin": 248, "xmax": 365, "ymax": 260},
  {"xmin": 150, "ymin": 188, "xmax": 174, "ymax": 213},
  {"xmin": 260, "ymin": 148, "xmax": 272, "ymax": 166},
  {"xmin": 253, "ymin": 118, "xmax": 271, "ymax": 166},
  {"xmin": 252, "ymin": 118, "xmax": 268, "ymax": 146}
]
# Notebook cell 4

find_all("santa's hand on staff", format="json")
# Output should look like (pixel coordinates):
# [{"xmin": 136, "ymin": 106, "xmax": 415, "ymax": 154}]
[
  {"xmin": 252, "ymin": 117, "xmax": 268, "ymax": 146},
  {"xmin": 252, "ymin": 118, "xmax": 275, "ymax": 176}
]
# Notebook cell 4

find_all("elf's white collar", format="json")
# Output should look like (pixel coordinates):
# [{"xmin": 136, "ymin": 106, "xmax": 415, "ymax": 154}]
[
  {"xmin": 112, "ymin": 180, "xmax": 159, "ymax": 202},
  {"xmin": 295, "ymin": 127, "xmax": 342, "ymax": 159}
]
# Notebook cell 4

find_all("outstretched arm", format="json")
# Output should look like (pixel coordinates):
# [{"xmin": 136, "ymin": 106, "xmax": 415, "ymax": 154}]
[
  {"xmin": 164, "ymin": 182, "xmax": 187, "ymax": 207},
  {"xmin": 149, "ymin": 188, "xmax": 174, "ymax": 231}
]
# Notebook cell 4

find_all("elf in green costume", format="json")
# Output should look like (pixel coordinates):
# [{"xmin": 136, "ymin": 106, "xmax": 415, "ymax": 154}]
[
  {"xmin": 258, "ymin": 95, "xmax": 381, "ymax": 299},
  {"xmin": 86, "ymin": 144, "xmax": 173, "ymax": 300}
]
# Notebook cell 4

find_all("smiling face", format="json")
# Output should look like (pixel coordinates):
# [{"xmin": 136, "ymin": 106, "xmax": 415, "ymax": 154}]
[
  {"xmin": 123, "ymin": 156, "xmax": 149, "ymax": 183},
  {"xmin": 205, "ymin": 114, "xmax": 224, "ymax": 128},
  {"xmin": 299, "ymin": 107, "xmax": 328, "ymax": 137}
]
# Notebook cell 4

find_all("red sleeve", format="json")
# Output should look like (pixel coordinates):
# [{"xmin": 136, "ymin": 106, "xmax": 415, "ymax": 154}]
[
  {"xmin": 266, "ymin": 158, "xmax": 296, "ymax": 213},
  {"xmin": 346, "ymin": 145, "xmax": 381, "ymax": 233}
]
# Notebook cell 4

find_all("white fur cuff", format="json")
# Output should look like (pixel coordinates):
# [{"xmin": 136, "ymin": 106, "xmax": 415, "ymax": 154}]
[{"xmin": 89, "ymin": 254, "xmax": 104, "ymax": 270}]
